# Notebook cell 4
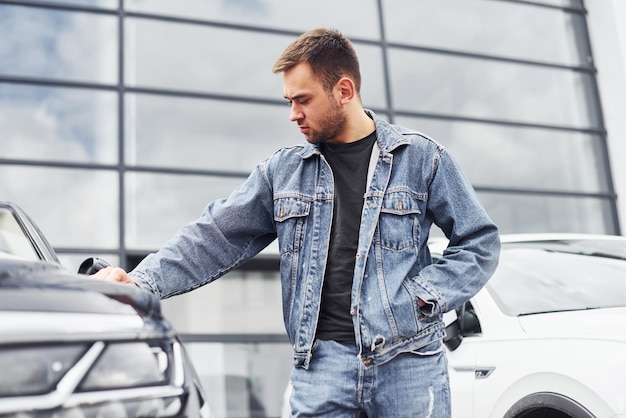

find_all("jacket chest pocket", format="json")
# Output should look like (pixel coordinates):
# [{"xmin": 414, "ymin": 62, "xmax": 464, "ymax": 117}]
[
  {"xmin": 274, "ymin": 197, "xmax": 311, "ymax": 254},
  {"xmin": 378, "ymin": 190, "xmax": 423, "ymax": 251}
]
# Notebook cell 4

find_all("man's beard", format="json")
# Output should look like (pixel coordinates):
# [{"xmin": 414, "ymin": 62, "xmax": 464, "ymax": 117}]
[{"xmin": 305, "ymin": 97, "xmax": 346, "ymax": 144}]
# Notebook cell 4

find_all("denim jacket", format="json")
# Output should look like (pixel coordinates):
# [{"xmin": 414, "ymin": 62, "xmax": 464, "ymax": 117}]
[{"xmin": 130, "ymin": 111, "xmax": 500, "ymax": 369}]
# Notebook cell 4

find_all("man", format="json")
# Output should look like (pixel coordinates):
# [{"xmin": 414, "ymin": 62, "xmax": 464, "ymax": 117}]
[{"xmin": 95, "ymin": 28, "xmax": 500, "ymax": 417}]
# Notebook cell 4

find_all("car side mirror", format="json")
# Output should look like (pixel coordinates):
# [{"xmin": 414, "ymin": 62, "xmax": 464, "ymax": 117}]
[
  {"xmin": 444, "ymin": 304, "xmax": 465, "ymax": 351},
  {"xmin": 78, "ymin": 257, "xmax": 111, "ymax": 275}
]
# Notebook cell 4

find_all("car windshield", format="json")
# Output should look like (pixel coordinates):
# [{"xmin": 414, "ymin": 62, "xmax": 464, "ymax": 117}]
[
  {"xmin": 0, "ymin": 207, "xmax": 39, "ymax": 261},
  {"xmin": 487, "ymin": 238, "xmax": 626, "ymax": 316}
]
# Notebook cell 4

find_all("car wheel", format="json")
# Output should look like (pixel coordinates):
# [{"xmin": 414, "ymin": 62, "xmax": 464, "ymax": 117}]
[{"xmin": 505, "ymin": 393, "xmax": 595, "ymax": 418}]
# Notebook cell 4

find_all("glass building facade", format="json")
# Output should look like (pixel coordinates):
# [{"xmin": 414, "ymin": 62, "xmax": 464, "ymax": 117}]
[{"xmin": 0, "ymin": 0, "xmax": 622, "ymax": 416}]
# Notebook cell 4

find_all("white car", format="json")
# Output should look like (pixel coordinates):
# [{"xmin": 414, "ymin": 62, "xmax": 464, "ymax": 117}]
[
  {"xmin": 439, "ymin": 234, "xmax": 626, "ymax": 418},
  {"xmin": 282, "ymin": 234, "xmax": 626, "ymax": 418}
]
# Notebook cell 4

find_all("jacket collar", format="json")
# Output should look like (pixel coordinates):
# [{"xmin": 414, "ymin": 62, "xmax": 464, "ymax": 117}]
[{"xmin": 296, "ymin": 109, "xmax": 413, "ymax": 159}]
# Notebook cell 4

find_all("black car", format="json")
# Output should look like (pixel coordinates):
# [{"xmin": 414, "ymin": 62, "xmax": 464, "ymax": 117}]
[{"xmin": 0, "ymin": 202, "xmax": 211, "ymax": 417}]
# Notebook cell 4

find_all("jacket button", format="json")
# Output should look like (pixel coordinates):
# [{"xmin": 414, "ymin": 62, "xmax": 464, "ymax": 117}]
[
  {"xmin": 363, "ymin": 359, "xmax": 372, "ymax": 365},
  {"xmin": 350, "ymin": 308, "xmax": 356, "ymax": 315},
  {"xmin": 355, "ymin": 253, "xmax": 361, "ymax": 258}
]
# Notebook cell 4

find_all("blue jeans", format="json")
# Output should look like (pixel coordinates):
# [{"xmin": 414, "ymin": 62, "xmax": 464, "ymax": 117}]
[{"xmin": 289, "ymin": 340, "xmax": 451, "ymax": 417}]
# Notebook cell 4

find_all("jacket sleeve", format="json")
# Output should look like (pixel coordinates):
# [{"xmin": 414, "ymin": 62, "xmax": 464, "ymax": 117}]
[
  {"xmin": 129, "ymin": 164, "xmax": 277, "ymax": 299},
  {"xmin": 415, "ymin": 148, "xmax": 500, "ymax": 314}
]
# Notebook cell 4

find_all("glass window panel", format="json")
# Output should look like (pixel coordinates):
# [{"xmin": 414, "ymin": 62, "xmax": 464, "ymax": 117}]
[
  {"xmin": 394, "ymin": 115, "xmax": 610, "ymax": 193},
  {"xmin": 358, "ymin": 44, "xmax": 387, "ymax": 109},
  {"xmin": 383, "ymin": 0, "xmax": 589, "ymax": 66},
  {"xmin": 0, "ymin": 166, "xmax": 119, "ymax": 248},
  {"xmin": 183, "ymin": 342, "xmax": 292, "ymax": 418},
  {"xmin": 479, "ymin": 193, "xmax": 617, "ymax": 235},
  {"xmin": 125, "ymin": 80, "xmax": 384, "ymax": 174},
  {"xmin": 125, "ymin": 0, "xmax": 380, "ymax": 41},
  {"xmin": 125, "ymin": 95, "xmax": 295, "ymax": 172},
  {"xmin": 125, "ymin": 172, "xmax": 244, "ymax": 248},
  {"xmin": 0, "ymin": 5, "xmax": 118, "ymax": 84},
  {"xmin": 31, "ymin": 0, "xmax": 118, "ymax": 8},
  {"xmin": 388, "ymin": 50, "xmax": 599, "ymax": 128},
  {"xmin": 125, "ymin": 20, "xmax": 285, "ymax": 98},
  {"xmin": 125, "ymin": 20, "xmax": 385, "ymax": 104},
  {"xmin": 534, "ymin": 0, "xmax": 583, "ymax": 7},
  {"xmin": 125, "ymin": 18, "xmax": 386, "ymax": 103},
  {"xmin": 162, "ymin": 270, "xmax": 283, "ymax": 334},
  {"xmin": 0, "ymin": 83, "xmax": 118, "ymax": 164}
]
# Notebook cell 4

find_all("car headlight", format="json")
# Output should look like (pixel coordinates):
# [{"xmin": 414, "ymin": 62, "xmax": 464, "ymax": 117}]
[
  {"xmin": 79, "ymin": 342, "xmax": 170, "ymax": 390},
  {"xmin": 0, "ymin": 344, "xmax": 87, "ymax": 397},
  {"xmin": 0, "ymin": 341, "xmax": 188, "ymax": 418}
]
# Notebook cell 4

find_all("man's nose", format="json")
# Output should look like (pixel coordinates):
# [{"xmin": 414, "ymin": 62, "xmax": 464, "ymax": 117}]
[{"xmin": 290, "ymin": 104, "xmax": 303, "ymax": 122}]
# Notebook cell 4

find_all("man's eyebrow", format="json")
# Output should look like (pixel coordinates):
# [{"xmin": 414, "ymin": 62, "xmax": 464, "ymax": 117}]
[{"xmin": 284, "ymin": 93, "xmax": 308, "ymax": 101}]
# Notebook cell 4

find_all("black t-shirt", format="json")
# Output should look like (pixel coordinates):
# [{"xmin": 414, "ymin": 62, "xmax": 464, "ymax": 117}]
[{"xmin": 316, "ymin": 131, "xmax": 377, "ymax": 341}]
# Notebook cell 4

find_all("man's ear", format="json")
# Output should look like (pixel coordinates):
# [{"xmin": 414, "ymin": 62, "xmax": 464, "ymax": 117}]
[{"xmin": 336, "ymin": 77, "xmax": 356, "ymax": 104}]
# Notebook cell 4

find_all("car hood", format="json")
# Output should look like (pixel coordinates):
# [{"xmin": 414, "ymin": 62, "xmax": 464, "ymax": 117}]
[
  {"xmin": 0, "ymin": 258, "xmax": 166, "ymax": 335},
  {"xmin": 518, "ymin": 307, "xmax": 626, "ymax": 342}
]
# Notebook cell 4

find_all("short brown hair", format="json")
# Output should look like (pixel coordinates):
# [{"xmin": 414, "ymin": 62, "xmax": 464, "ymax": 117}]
[{"xmin": 272, "ymin": 28, "xmax": 361, "ymax": 95}]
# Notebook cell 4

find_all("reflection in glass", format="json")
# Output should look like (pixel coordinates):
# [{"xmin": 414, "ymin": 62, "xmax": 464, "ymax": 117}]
[
  {"xmin": 125, "ymin": 172, "xmax": 244, "ymax": 248},
  {"xmin": 489, "ymin": 244, "xmax": 626, "ymax": 316},
  {"xmin": 394, "ymin": 116, "xmax": 609, "ymax": 193},
  {"xmin": 184, "ymin": 342, "xmax": 291, "ymax": 418},
  {"xmin": 125, "ymin": 95, "xmax": 296, "ymax": 172},
  {"xmin": 0, "ymin": 83, "xmax": 118, "ymax": 164},
  {"xmin": 384, "ymin": 0, "xmax": 589, "ymax": 66},
  {"xmin": 0, "ymin": 5, "xmax": 118, "ymax": 84},
  {"xmin": 479, "ymin": 192, "xmax": 617, "ymax": 235},
  {"xmin": 0, "ymin": 208, "xmax": 39, "ymax": 261},
  {"xmin": 125, "ymin": 0, "xmax": 379, "ymax": 40},
  {"xmin": 162, "ymin": 270, "xmax": 283, "ymax": 334},
  {"xmin": 0, "ymin": 166, "xmax": 119, "ymax": 248},
  {"xmin": 356, "ymin": 44, "xmax": 387, "ymax": 109},
  {"xmin": 125, "ymin": 20, "xmax": 285, "ymax": 98},
  {"xmin": 29, "ymin": 0, "xmax": 118, "ymax": 8},
  {"xmin": 388, "ymin": 49, "xmax": 599, "ymax": 128}
]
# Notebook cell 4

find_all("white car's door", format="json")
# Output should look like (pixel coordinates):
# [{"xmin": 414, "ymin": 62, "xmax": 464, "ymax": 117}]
[{"xmin": 447, "ymin": 336, "xmax": 481, "ymax": 418}]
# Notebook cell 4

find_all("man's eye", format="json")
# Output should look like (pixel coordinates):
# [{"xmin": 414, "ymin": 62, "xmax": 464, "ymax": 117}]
[{"xmin": 286, "ymin": 100, "xmax": 293, "ymax": 106}]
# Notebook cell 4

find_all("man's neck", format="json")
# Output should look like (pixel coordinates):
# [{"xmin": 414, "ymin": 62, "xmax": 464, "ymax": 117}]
[{"xmin": 335, "ymin": 107, "xmax": 376, "ymax": 144}]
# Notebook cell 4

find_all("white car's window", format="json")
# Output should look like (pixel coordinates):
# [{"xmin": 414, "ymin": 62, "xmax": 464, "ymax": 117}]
[
  {"xmin": 487, "ymin": 240, "xmax": 626, "ymax": 316},
  {"xmin": 0, "ymin": 208, "xmax": 39, "ymax": 261}
]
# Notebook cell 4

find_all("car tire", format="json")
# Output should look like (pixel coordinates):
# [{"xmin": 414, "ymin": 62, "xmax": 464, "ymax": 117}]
[{"xmin": 504, "ymin": 392, "xmax": 595, "ymax": 418}]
